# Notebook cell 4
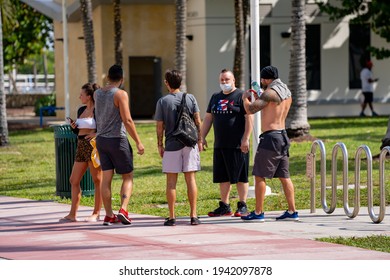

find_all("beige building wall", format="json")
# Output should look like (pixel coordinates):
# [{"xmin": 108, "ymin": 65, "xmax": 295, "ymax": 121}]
[
  {"xmin": 187, "ymin": 0, "xmax": 242, "ymax": 116},
  {"xmin": 54, "ymin": 20, "xmax": 85, "ymax": 119},
  {"xmin": 54, "ymin": 3, "xmax": 175, "ymax": 119},
  {"xmin": 51, "ymin": 0, "xmax": 389, "ymax": 119}
]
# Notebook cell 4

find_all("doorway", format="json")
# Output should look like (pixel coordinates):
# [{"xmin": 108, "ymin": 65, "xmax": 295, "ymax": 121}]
[{"xmin": 129, "ymin": 56, "xmax": 162, "ymax": 118}]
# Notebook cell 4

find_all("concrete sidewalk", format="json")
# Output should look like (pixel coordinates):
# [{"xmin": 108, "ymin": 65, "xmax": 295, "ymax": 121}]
[{"xmin": 1, "ymin": 196, "xmax": 389, "ymax": 260}]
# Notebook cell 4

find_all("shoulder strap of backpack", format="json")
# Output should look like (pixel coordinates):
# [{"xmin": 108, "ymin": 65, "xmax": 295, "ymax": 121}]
[
  {"xmin": 181, "ymin": 93, "xmax": 187, "ymax": 106},
  {"xmin": 174, "ymin": 93, "xmax": 186, "ymax": 128}
]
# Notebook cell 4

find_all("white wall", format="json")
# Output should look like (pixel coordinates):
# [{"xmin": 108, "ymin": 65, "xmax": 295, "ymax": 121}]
[
  {"xmin": 34, "ymin": 0, "xmax": 390, "ymax": 119},
  {"xmin": 187, "ymin": 0, "xmax": 390, "ymax": 118}
]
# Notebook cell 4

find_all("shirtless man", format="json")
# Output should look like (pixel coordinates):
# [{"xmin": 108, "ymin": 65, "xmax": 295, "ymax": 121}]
[{"xmin": 240, "ymin": 65, "xmax": 299, "ymax": 222}]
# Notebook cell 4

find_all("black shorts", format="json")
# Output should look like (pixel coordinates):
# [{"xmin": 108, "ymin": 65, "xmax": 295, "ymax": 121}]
[
  {"xmin": 96, "ymin": 136, "xmax": 133, "ymax": 174},
  {"xmin": 252, "ymin": 130, "xmax": 290, "ymax": 179},
  {"xmin": 213, "ymin": 148, "xmax": 249, "ymax": 184},
  {"xmin": 362, "ymin": 92, "xmax": 373, "ymax": 103}
]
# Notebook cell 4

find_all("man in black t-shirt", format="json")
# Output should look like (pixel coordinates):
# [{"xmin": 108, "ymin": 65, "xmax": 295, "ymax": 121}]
[{"xmin": 201, "ymin": 69, "xmax": 253, "ymax": 217}]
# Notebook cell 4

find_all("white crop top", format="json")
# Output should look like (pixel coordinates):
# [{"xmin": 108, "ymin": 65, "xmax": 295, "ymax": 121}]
[{"xmin": 75, "ymin": 117, "xmax": 96, "ymax": 129}]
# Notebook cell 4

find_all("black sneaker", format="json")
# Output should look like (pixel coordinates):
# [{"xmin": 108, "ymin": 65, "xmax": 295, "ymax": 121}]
[
  {"xmin": 164, "ymin": 218, "xmax": 176, "ymax": 226},
  {"xmin": 190, "ymin": 217, "xmax": 201, "ymax": 225},
  {"xmin": 208, "ymin": 201, "xmax": 232, "ymax": 217},
  {"xmin": 234, "ymin": 201, "xmax": 248, "ymax": 217}
]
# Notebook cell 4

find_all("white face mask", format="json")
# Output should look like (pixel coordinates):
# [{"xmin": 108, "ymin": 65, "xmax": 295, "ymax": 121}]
[{"xmin": 220, "ymin": 83, "xmax": 233, "ymax": 92}]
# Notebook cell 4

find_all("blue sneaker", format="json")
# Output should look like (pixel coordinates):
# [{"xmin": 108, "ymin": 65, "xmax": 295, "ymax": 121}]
[
  {"xmin": 276, "ymin": 210, "xmax": 299, "ymax": 221},
  {"xmin": 241, "ymin": 211, "xmax": 265, "ymax": 222}
]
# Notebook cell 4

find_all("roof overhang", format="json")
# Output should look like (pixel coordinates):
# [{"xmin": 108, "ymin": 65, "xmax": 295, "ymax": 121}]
[{"xmin": 21, "ymin": 0, "xmax": 174, "ymax": 22}]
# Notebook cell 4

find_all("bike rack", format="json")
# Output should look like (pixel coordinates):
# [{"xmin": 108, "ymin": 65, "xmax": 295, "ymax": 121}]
[
  {"xmin": 307, "ymin": 140, "xmax": 387, "ymax": 223},
  {"xmin": 333, "ymin": 142, "xmax": 359, "ymax": 218},
  {"xmin": 373, "ymin": 146, "xmax": 390, "ymax": 223},
  {"xmin": 308, "ymin": 140, "xmax": 330, "ymax": 214}
]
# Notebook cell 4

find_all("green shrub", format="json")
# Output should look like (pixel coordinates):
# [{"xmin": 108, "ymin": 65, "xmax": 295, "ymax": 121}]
[{"xmin": 34, "ymin": 93, "xmax": 56, "ymax": 116}]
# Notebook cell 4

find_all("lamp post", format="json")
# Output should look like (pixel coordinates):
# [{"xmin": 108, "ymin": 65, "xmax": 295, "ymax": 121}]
[
  {"xmin": 250, "ymin": 0, "xmax": 261, "ymax": 150},
  {"xmin": 249, "ymin": 0, "xmax": 271, "ymax": 195}
]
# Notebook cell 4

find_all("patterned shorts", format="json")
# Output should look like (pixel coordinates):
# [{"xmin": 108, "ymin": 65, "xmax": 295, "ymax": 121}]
[{"xmin": 75, "ymin": 137, "xmax": 93, "ymax": 162}]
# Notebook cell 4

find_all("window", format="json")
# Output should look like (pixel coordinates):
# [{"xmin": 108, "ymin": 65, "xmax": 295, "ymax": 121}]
[
  {"xmin": 248, "ymin": 25, "xmax": 270, "ymax": 84},
  {"xmin": 306, "ymin": 25, "xmax": 321, "ymax": 90},
  {"xmin": 260, "ymin": 25, "xmax": 271, "ymax": 69},
  {"xmin": 349, "ymin": 24, "xmax": 370, "ymax": 89}
]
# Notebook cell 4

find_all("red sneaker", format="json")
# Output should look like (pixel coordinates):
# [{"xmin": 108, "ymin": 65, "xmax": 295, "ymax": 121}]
[
  {"xmin": 103, "ymin": 214, "xmax": 119, "ymax": 226},
  {"xmin": 117, "ymin": 208, "xmax": 132, "ymax": 225}
]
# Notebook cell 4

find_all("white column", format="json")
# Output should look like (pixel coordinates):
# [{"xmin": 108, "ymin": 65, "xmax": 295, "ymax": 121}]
[
  {"xmin": 250, "ymin": 0, "xmax": 261, "ymax": 149},
  {"xmin": 249, "ymin": 0, "xmax": 271, "ymax": 195},
  {"xmin": 62, "ymin": 0, "xmax": 69, "ymax": 118}
]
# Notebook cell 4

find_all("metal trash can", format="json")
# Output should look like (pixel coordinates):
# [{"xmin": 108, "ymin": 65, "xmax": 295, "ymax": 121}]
[{"xmin": 53, "ymin": 124, "xmax": 95, "ymax": 198}]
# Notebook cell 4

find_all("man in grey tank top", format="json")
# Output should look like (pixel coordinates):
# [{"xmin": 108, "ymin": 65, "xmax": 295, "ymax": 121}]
[{"xmin": 94, "ymin": 64, "xmax": 145, "ymax": 226}]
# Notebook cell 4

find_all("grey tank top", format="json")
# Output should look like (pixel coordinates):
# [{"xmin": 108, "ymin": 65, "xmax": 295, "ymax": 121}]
[{"xmin": 94, "ymin": 87, "xmax": 126, "ymax": 138}]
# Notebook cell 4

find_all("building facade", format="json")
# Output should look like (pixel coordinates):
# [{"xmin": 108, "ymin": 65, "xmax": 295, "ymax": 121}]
[{"xmin": 25, "ymin": 0, "xmax": 390, "ymax": 119}]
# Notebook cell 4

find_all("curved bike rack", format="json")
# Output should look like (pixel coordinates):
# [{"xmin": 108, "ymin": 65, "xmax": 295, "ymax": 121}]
[
  {"xmin": 373, "ymin": 146, "xmax": 389, "ymax": 223},
  {"xmin": 332, "ymin": 142, "xmax": 359, "ymax": 218},
  {"xmin": 308, "ymin": 140, "xmax": 326, "ymax": 213},
  {"xmin": 308, "ymin": 140, "xmax": 388, "ymax": 223}
]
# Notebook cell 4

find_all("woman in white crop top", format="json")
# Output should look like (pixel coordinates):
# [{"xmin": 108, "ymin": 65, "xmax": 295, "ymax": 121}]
[
  {"xmin": 75, "ymin": 117, "xmax": 96, "ymax": 129},
  {"xmin": 60, "ymin": 83, "xmax": 103, "ymax": 223}
]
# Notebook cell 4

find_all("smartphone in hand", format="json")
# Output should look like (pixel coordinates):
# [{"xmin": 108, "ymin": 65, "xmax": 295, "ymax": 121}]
[
  {"xmin": 66, "ymin": 117, "xmax": 74, "ymax": 123},
  {"xmin": 251, "ymin": 81, "xmax": 263, "ymax": 97}
]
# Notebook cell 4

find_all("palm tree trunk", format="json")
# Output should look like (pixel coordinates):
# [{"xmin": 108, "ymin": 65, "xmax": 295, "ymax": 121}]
[
  {"xmin": 113, "ymin": 0, "xmax": 123, "ymax": 66},
  {"xmin": 175, "ymin": 0, "xmax": 187, "ymax": 92},
  {"xmin": 233, "ymin": 0, "xmax": 246, "ymax": 89},
  {"xmin": 0, "ymin": 9, "xmax": 10, "ymax": 146},
  {"xmin": 80, "ymin": 0, "xmax": 97, "ymax": 83},
  {"xmin": 286, "ymin": 0, "xmax": 310, "ymax": 138}
]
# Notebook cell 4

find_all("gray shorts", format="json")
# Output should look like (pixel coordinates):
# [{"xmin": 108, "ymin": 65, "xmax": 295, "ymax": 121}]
[
  {"xmin": 96, "ymin": 136, "xmax": 133, "ymax": 174},
  {"xmin": 252, "ymin": 130, "xmax": 290, "ymax": 179},
  {"xmin": 162, "ymin": 146, "xmax": 200, "ymax": 173}
]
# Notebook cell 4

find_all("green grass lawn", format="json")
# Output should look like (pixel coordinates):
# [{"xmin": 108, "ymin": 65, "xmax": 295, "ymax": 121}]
[
  {"xmin": 1, "ymin": 116, "xmax": 390, "ymax": 251},
  {"xmin": 1, "ymin": 116, "xmax": 389, "ymax": 214},
  {"xmin": 317, "ymin": 235, "xmax": 390, "ymax": 253}
]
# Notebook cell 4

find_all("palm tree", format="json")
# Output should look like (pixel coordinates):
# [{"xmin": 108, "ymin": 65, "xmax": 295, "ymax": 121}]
[
  {"xmin": 233, "ymin": 0, "xmax": 249, "ymax": 89},
  {"xmin": 175, "ymin": 0, "xmax": 187, "ymax": 92},
  {"xmin": 113, "ymin": 0, "xmax": 122, "ymax": 66},
  {"xmin": 80, "ymin": 0, "xmax": 97, "ymax": 83},
  {"xmin": 0, "ymin": 0, "xmax": 13, "ymax": 146},
  {"xmin": 286, "ymin": 0, "xmax": 310, "ymax": 138}
]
